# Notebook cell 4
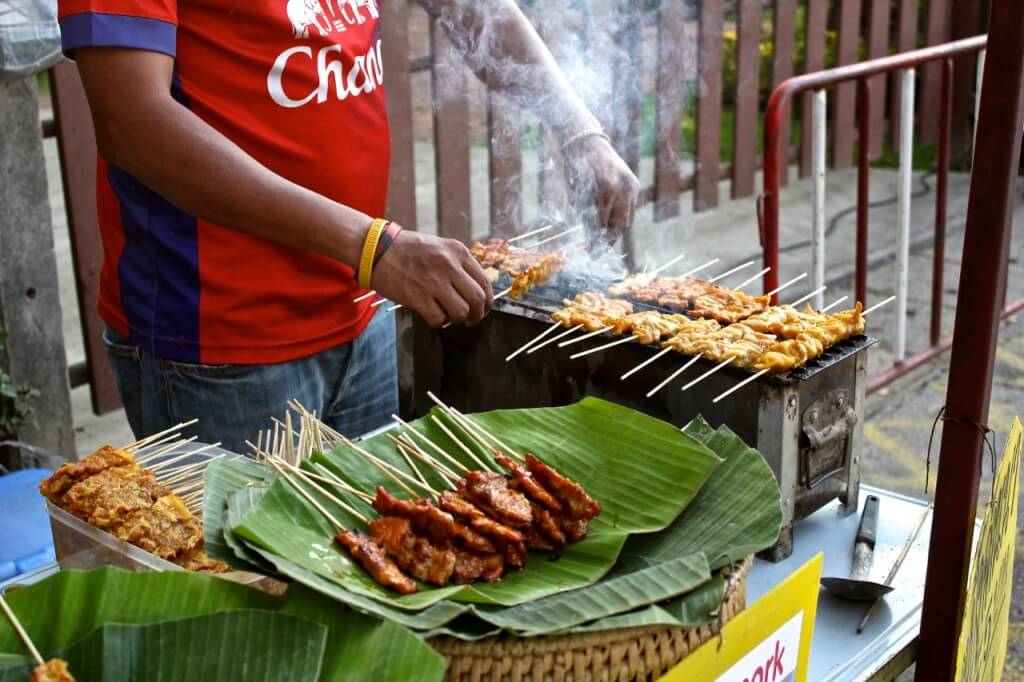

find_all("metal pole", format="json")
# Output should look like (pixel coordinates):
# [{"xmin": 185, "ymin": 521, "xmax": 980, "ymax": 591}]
[
  {"xmin": 931, "ymin": 61, "xmax": 953, "ymax": 347},
  {"xmin": 916, "ymin": 1, "xmax": 1024, "ymax": 678},
  {"xmin": 895, "ymin": 68, "xmax": 915, "ymax": 363},
  {"xmin": 811, "ymin": 89, "xmax": 827, "ymax": 310},
  {"xmin": 856, "ymin": 79, "xmax": 871, "ymax": 306}
]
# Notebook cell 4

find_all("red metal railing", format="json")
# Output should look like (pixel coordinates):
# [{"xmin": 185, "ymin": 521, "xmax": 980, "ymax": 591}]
[{"xmin": 758, "ymin": 34, "xmax": 1024, "ymax": 393}]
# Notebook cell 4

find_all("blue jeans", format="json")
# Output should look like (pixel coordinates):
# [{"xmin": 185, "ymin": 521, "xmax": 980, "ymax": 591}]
[{"xmin": 103, "ymin": 308, "xmax": 399, "ymax": 455}]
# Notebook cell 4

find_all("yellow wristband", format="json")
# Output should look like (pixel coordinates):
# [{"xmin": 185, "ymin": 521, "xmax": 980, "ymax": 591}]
[{"xmin": 358, "ymin": 218, "xmax": 389, "ymax": 289}]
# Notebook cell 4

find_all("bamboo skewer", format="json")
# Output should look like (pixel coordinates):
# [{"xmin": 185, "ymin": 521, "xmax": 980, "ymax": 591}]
[
  {"xmin": 126, "ymin": 418, "xmax": 199, "ymax": 452},
  {"xmin": 0, "ymin": 593, "xmax": 44, "ymax": 667},
  {"xmin": 267, "ymin": 459, "xmax": 347, "ymax": 531},
  {"xmin": 764, "ymin": 273, "xmax": 808, "ymax": 298},
  {"xmin": 155, "ymin": 459, "xmax": 210, "ymax": 487},
  {"xmin": 856, "ymin": 504, "xmax": 931, "ymax": 634},
  {"xmin": 557, "ymin": 326, "xmax": 613, "ymax": 348},
  {"xmin": 353, "ymin": 291, "xmax": 377, "ymax": 303},
  {"xmin": 337, "ymin": 434, "xmax": 436, "ymax": 498},
  {"xmin": 528, "ymin": 324, "xmax": 583, "ymax": 353},
  {"xmin": 392, "ymin": 415, "xmax": 469, "ymax": 475},
  {"xmin": 522, "ymin": 225, "xmax": 583, "ymax": 249},
  {"xmin": 622, "ymin": 347, "xmax": 672, "ymax": 380},
  {"xmin": 135, "ymin": 436, "xmax": 196, "ymax": 464},
  {"xmin": 735, "ymin": 267, "xmax": 772, "ymax": 291},
  {"xmin": 423, "ymin": 391, "xmax": 519, "ymax": 461},
  {"xmin": 450, "ymin": 407, "xmax": 525, "ymax": 462},
  {"xmin": 141, "ymin": 437, "xmax": 201, "ymax": 470},
  {"xmin": 429, "ymin": 415, "xmax": 492, "ymax": 471},
  {"xmin": 370, "ymin": 297, "xmax": 390, "ymax": 308},
  {"xmin": 862, "ymin": 295, "xmax": 895, "ymax": 316},
  {"xmin": 646, "ymin": 355, "xmax": 702, "ymax": 398},
  {"xmin": 712, "ymin": 369, "xmax": 770, "ymax": 403},
  {"xmin": 569, "ymin": 334, "xmax": 637, "ymax": 360},
  {"xmin": 392, "ymin": 436, "xmax": 457, "ymax": 491},
  {"xmin": 507, "ymin": 223, "xmax": 556, "ymax": 243},
  {"xmin": 506, "ymin": 321, "xmax": 561, "ymax": 361},
  {"xmin": 651, "ymin": 252, "xmax": 687, "ymax": 275},
  {"xmin": 392, "ymin": 441, "xmax": 431, "ymax": 488},
  {"xmin": 680, "ymin": 356, "xmax": 736, "ymax": 392},
  {"xmin": 171, "ymin": 479, "xmax": 205, "ymax": 497},
  {"xmin": 310, "ymin": 463, "xmax": 376, "ymax": 503},
  {"xmin": 679, "ymin": 258, "xmax": 720, "ymax": 279},
  {"xmin": 707, "ymin": 260, "xmax": 756, "ymax": 283},
  {"xmin": 270, "ymin": 456, "xmax": 371, "ymax": 523},
  {"xmin": 788, "ymin": 286, "xmax": 827, "ymax": 307},
  {"xmin": 821, "ymin": 296, "xmax": 849, "ymax": 313},
  {"xmin": 425, "ymin": 392, "xmax": 500, "ymax": 457},
  {"xmin": 387, "ymin": 434, "xmax": 459, "ymax": 484}
]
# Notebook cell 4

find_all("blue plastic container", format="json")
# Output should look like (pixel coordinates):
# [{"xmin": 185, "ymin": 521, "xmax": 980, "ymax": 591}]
[{"xmin": 0, "ymin": 469, "xmax": 57, "ymax": 581}]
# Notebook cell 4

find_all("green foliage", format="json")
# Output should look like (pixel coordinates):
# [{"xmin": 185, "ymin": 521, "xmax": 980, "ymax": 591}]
[
  {"xmin": 0, "ymin": 331, "xmax": 38, "ymax": 440},
  {"xmin": 721, "ymin": 6, "xmax": 839, "ymax": 111}
]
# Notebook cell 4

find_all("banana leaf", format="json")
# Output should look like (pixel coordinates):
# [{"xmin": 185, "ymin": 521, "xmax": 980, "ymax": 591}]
[
  {"xmin": 234, "ymin": 398, "xmax": 721, "ymax": 609},
  {"xmin": 202, "ymin": 456, "xmax": 272, "ymax": 572},
  {"xmin": 561, "ymin": 572, "xmax": 728, "ymax": 634},
  {"xmin": 0, "ymin": 610, "xmax": 328, "ymax": 682},
  {"xmin": 224, "ymin": 486, "xmax": 278, "ymax": 572},
  {"xmin": 471, "ymin": 554, "xmax": 711, "ymax": 635},
  {"xmin": 0, "ymin": 568, "xmax": 446, "ymax": 682},
  {"xmin": 616, "ymin": 421, "xmax": 782, "ymax": 572},
  {"xmin": 418, "ymin": 418, "xmax": 781, "ymax": 640}
]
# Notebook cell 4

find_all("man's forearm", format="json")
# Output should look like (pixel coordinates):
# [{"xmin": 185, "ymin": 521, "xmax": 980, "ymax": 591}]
[
  {"xmin": 424, "ymin": 0, "xmax": 601, "ymax": 142},
  {"xmin": 80, "ymin": 57, "xmax": 367, "ymax": 268}
]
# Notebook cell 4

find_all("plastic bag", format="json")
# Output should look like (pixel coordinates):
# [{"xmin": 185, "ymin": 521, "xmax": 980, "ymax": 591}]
[{"xmin": 0, "ymin": 0, "xmax": 62, "ymax": 83}]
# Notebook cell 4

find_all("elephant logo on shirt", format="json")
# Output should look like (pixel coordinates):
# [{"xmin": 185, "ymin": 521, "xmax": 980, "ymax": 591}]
[
  {"xmin": 286, "ymin": 0, "xmax": 378, "ymax": 38},
  {"xmin": 286, "ymin": 0, "xmax": 331, "ymax": 38}
]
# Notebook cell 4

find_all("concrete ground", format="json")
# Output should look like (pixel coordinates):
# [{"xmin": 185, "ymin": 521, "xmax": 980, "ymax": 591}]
[{"xmin": 41, "ymin": 114, "xmax": 1023, "ymax": 674}]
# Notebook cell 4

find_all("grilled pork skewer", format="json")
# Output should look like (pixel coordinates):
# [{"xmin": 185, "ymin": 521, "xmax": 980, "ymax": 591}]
[{"xmin": 266, "ymin": 459, "xmax": 418, "ymax": 595}]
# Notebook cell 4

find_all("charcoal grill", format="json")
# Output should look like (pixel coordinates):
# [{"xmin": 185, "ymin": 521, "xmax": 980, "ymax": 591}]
[{"xmin": 410, "ymin": 271, "xmax": 874, "ymax": 561}]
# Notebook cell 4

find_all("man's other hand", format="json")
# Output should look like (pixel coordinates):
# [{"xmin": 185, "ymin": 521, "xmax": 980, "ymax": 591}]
[
  {"xmin": 565, "ymin": 136, "xmax": 641, "ymax": 234},
  {"xmin": 372, "ymin": 232, "xmax": 493, "ymax": 328}
]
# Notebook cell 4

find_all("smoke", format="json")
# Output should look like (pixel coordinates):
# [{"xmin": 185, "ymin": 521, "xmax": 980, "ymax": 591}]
[{"xmin": 425, "ymin": 0, "xmax": 696, "ymax": 280}]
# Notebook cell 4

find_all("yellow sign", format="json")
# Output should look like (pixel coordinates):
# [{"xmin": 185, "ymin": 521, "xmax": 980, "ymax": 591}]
[
  {"xmin": 956, "ymin": 416, "xmax": 1023, "ymax": 681},
  {"xmin": 662, "ymin": 553, "xmax": 822, "ymax": 682}
]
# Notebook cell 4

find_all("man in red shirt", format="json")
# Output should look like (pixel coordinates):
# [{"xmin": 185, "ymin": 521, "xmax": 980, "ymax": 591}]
[{"xmin": 60, "ymin": 0, "xmax": 639, "ymax": 452}]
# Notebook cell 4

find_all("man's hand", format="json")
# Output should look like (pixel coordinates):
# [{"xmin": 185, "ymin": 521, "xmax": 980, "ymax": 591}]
[
  {"xmin": 372, "ymin": 232, "xmax": 493, "ymax": 328},
  {"xmin": 565, "ymin": 136, "xmax": 641, "ymax": 234}
]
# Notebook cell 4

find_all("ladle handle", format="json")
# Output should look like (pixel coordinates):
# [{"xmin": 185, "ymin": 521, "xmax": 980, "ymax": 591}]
[{"xmin": 850, "ymin": 495, "xmax": 880, "ymax": 581}]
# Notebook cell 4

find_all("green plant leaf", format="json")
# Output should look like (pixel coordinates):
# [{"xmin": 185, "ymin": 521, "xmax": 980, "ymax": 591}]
[
  {"xmin": 0, "ymin": 610, "xmax": 328, "ymax": 682},
  {"xmin": 618, "ymin": 422, "xmax": 782, "ymax": 572},
  {"xmin": 202, "ymin": 456, "xmax": 272, "ymax": 571},
  {"xmin": 0, "ymin": 568, "xmax": 446, "ymax": 682},
  {"xmin": 234, "ymin": 398, "xmax": 722, "ymax": 609},
  {"xmin": 224, "ymin": 486, "xmax": 278, "ymax": 571},
  {"xmin": 248, "ymin": 545, "xmax": 472, "ymax": 631},
  {"xmin": 563, "ymin": 573, "xmax": 728, "ymax": 635},
  {"xmin": 472, "ymin": 554, "xmax": 711, "ymax": 635}
]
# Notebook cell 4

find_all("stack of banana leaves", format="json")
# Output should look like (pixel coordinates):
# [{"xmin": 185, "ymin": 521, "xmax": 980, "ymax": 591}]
[{"xmin": 0, "ymin": 398, "xmax": 782, "ymax": 681}]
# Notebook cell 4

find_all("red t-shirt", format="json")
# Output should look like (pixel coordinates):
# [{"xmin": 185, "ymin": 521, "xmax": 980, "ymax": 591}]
[{"xmin": 58, "ymin": 0, "xmax": 388, "ymax": 363}]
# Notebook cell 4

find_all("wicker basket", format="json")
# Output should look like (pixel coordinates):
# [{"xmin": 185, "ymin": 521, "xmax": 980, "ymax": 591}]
[{"xmin": 431, "ymin": 557, "xmax": 752, "ymax": 682}]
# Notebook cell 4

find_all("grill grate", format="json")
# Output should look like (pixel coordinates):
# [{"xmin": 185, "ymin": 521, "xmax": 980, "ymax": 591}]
[{"xmin": 492, "ymin": 268, "xmax": 877, "ymax": 385}]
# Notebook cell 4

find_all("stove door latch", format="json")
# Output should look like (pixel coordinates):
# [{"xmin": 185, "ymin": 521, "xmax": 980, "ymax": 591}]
[{"xmin": 800, "ymin": 390, "xmax": 857, "ymax": 489}]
